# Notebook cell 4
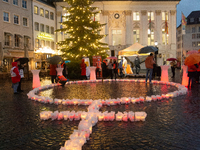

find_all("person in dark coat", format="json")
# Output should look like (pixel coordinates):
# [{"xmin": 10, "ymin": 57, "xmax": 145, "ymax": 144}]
[
  {"xmin": 187, "ymin": 64, "xmax": 198, "ymax": 88},
  {"xmin": 170, "ymin": 60, "xmax": 177, "ymax": 78},
  {"xmin": 113, "ymin": 59, "xmax": 118, "ymax": 80},
  {"xmin": 134, "ymin": 55, "xmax": 140, "ymax": 74},
  {"xmin": 80, "ymin": 59, "xmax": 87, "ymax": 80},
  {"xmin": 101, "ymin": 59, "xmax": 107, "ymax": 79},
  {"xmin": 50, "ymin": 64, "xmax": 57, "ymax": 83}
]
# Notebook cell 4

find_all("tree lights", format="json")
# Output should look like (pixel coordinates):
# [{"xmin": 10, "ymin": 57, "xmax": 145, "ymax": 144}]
[{"xmin": 56, "ymin": 0, "xmax": 109, "ymax": 61}]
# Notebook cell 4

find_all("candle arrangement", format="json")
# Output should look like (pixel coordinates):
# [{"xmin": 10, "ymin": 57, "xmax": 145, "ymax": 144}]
[{"xmin": 27, "ymin": 79, "xmax": 188, "ymax": 150}]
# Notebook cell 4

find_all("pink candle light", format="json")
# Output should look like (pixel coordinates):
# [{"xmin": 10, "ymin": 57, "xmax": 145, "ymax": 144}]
[{"xmin": 160, "ymin": 65, "xmax": 169, "ymax": 82}]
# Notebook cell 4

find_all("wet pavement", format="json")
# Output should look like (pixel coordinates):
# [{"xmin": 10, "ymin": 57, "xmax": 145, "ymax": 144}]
[{"xmin": 1, "ymin": 70, "xmax": 200, "ymax": 150}]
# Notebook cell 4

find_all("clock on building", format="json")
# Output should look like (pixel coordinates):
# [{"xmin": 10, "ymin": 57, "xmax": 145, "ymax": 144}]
[{"xmin": 114, "ymin": 13, "xmax": 120, "ymax": 19}]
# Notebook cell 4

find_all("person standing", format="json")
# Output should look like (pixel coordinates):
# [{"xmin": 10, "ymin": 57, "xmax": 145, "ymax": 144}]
[
  {"xmin": 80, "ymin": 59, "xmax": 87, "ymax": 80},
  {"xmin": 101, "ymin": 59, "xmax": 107, "ymax": 79},
  {"xmin": 107, "ymin": 59, "xmax": 113, "ymax": 79},
  {"xmin": 170, "ymin": 60, "xmax": 177, "ymax": 78},
  {"xmin": 113, "ymin": 59, "xmax": 118, "ymax": 80},
  {"xmin": 96, "ymin": 59, "xmax": 101, "ymax": 79},
  {"xmin": 118, "ymin": 59, "xmax": 123, "ymax": 77},
  {"xmin": 123, "ymin": 57, "xmax": 127, "ymax": 77},
  {"xmin": 50, "ymin": 64, "xmax": 57, "ymax": 83},
  {"xmin": 10, "ymin": 62, "xmax": 21, "ymax": 94},
  {"xmin": 17, "ymin": 61, "xmax": 24, "ymax": 92},
  {"xmin": 187, "ymin": 64, "xmax": 198, "ymax": 88},
  {"xmin": 145, "ymin": 53, "xmax": 155, "ymax": 83},
  {"xmin": 130, "ymin": 61, "xmax": 134, "ymax": 74},
  {"xmin": 134, "ymin": 55, "xmax": 140, "ymax": 74},
  {"xmin": 195, "ymin": 62, "xmax": 200, "ymax": 84}
]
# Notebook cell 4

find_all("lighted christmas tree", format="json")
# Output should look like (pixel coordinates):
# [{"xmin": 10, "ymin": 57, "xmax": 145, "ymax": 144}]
[{"xmin": 56, "ymin": 0, "xmax": 109, "ymax": 61}]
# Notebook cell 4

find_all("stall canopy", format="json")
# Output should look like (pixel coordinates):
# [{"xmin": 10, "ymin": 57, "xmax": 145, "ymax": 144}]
[{"xmin": 118, "ymin": 43, "xmax": 144, "ymax": 56}]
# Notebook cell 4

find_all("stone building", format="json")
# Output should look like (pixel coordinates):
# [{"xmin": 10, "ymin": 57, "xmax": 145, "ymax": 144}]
[
  {"xmin": 0, "ymin": 0, "xmax": 33, "ymax": 72},
  {"xmin": 33, "ymin": 0, "xmax": 56, "ymax": 70},
  {"xmin": 177, "ymin": 11, "xmax": 200, "ymax": 63},
  {"xmin": 55, "ymin": 0, "xmax": 179, "ymax": 66}
]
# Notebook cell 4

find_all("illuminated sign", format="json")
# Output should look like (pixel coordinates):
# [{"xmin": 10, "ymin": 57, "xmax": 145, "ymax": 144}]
[{"xmin": 37, "ymin": 33, "xmax": 54, "ymax": 40}]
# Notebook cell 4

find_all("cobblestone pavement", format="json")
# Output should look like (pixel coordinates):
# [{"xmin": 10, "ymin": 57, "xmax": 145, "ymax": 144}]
[{"xmin": 0, "ymin": 70, "xmax": 200, "ymax": 150}]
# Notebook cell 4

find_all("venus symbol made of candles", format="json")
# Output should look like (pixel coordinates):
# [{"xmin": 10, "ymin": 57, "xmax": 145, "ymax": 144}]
[
  {"xmin": 31, "ymin": 70, "xmax": 41, "ymax": 88},
  {"xmin": 160, "ymin": 65, "xmax": 169, "ymax": 82},
  {"xmin": 27, "ymin": 79, "xmax": 188, "ymax": 150}
]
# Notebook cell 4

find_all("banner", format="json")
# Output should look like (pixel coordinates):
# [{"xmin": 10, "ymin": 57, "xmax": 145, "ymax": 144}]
[{"xmin": 182, "ymin": 13, "xmax": 187, "ymax": 35}]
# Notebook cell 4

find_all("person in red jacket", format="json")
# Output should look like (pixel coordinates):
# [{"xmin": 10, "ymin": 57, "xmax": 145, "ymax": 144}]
[
  {"xmin": 80, "ymin": 59, "xmax": 86, "ymax": 80},
  {"xmin": 50, "ymin": 64, "xmax": 57, "ymax": 83},
  {"xmin": 10, "ymin": 62, "xmax": 21, "ymax": 94}
]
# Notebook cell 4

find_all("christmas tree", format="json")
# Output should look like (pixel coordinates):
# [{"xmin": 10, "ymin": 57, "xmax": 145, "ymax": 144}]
[{"xmin": 56, "ymin": 0, "xmax": 109, "ymax": 61}]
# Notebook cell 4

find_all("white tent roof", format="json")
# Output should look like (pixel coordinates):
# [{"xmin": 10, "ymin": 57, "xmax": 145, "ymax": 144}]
[{"xmin": 118, "ymin": 43, "xmax": 144, "ymax": 56}]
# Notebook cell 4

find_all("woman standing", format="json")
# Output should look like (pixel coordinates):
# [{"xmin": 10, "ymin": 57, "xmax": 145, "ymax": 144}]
[
  {"xmin": 107, "ymin": 59, "xmax": 113, "ymax": 79},
  {"xmin": 113, "ymin": 59, "xmax": 118, "ymax": 80},
  {"xmin": 50, "ymin": 64, "xmax": 57, "ymax": 83},
  {"xmin": 170, "ymin": 60, "xmax": 177, "ymax": 78}
]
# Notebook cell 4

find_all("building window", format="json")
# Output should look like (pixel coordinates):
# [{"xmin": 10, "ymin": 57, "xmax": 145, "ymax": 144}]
[
  {"xmin": 190, "ymin": 18, "xmax": 194, "ymax": 23},
  {"xmin": 41, "ymin": 40, "xmax": 45, "ymax": 47},
  {"xmin": 177, "ymin": 44, "xmax": 181, "ymax": 49},
  {"xmin": 3, "ymin": 12, "xmax": 9, "ymax": 22},
  {"xmin": 23, "ymin": 17, "xmax": 27, "ymax": 26},
  {"xmin": 40, "ymin": 24, "xmax": 44, "ymax": 32},
  {"xmin": 35, "ymin": 39, "xmax": 39, "ymax": 48},
  {"xmin": 14, "ymin": 34, "xmax": 21, "ymax": 47},
  {"xmin": 3, "ymin": 0, "xmax": 8, "ymax": 2},
  {"xmin": 148, "ymin": 11, "xmax": 154, "ymax": 21},
  {"xmin": 148, "ymin": 29, "xmax": 154, "ymax": 45},
  {"xmin": 35, "ymin": 22, "xmax": 39, "ymax": 31},
  {"xmin": 34, "ymin": 6, "xmax": 38, "ymax": 15},
  {"xmin": 112, "ymin": 30, "xmax": 122, "ymax": 46},
  {"xmin": 133, "ymin": 12, "xmax": 140, "ymax": 21},
  {"xmin": 13, "ymin": 0, "xmax": 18, "ymax": 5},
  {"xmin": 192, "ymin": 42, "xmax": 196, "ymax": 47},
  {"xmin": 162, "ymin": 28, "xmax": 168, "ymax": 45},
  {"xmin": 51, "ymin": 27, "xmax": 54, "ymax": 34},
  {"xmin": 45, "ymin": 10, "xmax": 49, "ymax": 19},
  {"xmin": 50, "ymin": 12, "xmax": 54, "ymax": 20},
  {"xmin": 192, "ymin": 27, "xmax": 196, "ymax": 33},
  {"xmin": 4, "ymin": 33, "xmax": 11, "ymax": 46},
  {"xmin": 40, "ymin": 8, "xmax": 44, "ymax": 17},
  {"xmin": 22, "ymin": 0, "xmax": 27, "ymax": 8},
  {"xmin": 46, "ymin": 41, "xmax": 50, "ymax": 47},
  {"xmin": 197, "ymin": 42, "xmax": 200, "ymax": 46},
  {"xmin": 192, "ymin": 34, "xmax": 196, "ymax": 39},
  {"xmin": 197, "ymin": 34, "xmax": 200, "ymax": 38},
  {"xmin": 46, "ymin": 25, "xmax": 49, "ymax": 33},
  {"xmin": 14, "ymin": 15, "xmax": 19, "ymax": 24},
  {"xmin": 133, "ymin": 29, "xmax": 140, "ymax": 43},
  {"xmin": 162, "ymin": 12, "xmax": 168, "ymax": 21},
  {"xmin": 177, "ymin": 36, "xmax": 181, "ymax": 42},
  {"xmin": 198, "ymin": 27, "xmax": 200, "ymax": 32},
  {"xmin": 51, "ymin": 41, "xmax": 54, "ymax": 50}
]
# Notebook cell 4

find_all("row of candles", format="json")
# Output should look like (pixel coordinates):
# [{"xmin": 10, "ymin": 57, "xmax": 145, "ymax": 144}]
[
  {"xmin": 40, "ymin": 110, "xmax": 147, "ymax": 122},
  {"xmin": 27, "ymin": 80, "xmax": 187, "ymax": 106},
  {"xmin": 27, "ymin": 79, "xmax": 187, "ymax": 150}
]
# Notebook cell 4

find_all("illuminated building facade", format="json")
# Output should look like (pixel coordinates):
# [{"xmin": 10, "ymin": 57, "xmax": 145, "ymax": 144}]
[
  {"xmin": 33, "ymin": 0, "xmax": 56, "ymax": 69},
  {"xmin": 55, "ymin": 0, "xmax": 179, "ymax": 66}
]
